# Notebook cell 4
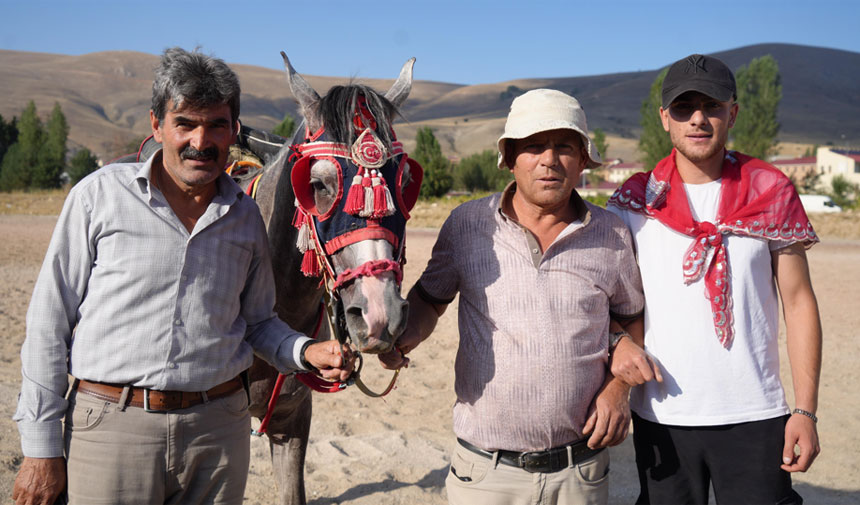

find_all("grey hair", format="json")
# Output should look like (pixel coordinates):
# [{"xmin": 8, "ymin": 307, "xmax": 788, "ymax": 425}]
[
  {"xmin": 317, "ymin": 84, "xmax": 398, "ymax": 148},
  {"xmin": 151, "ymin": 47, "xmax": 241, "ymax": 122}
]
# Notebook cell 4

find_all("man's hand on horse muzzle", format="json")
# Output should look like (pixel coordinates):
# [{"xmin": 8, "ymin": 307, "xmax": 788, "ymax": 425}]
[{"xmin": 303, "ymin": 341, "xmax": 356, "ymax": 381}]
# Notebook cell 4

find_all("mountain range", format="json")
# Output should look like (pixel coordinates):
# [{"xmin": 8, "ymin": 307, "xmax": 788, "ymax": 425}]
[{"xmin": 1, "ymin": 43, "xmax": 857, "ymax": 162}]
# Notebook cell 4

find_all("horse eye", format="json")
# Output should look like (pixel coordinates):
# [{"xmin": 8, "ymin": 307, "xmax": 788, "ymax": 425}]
[{"xmin": 310, "ymin": 178, "xmax": 328, "ymax": 195}]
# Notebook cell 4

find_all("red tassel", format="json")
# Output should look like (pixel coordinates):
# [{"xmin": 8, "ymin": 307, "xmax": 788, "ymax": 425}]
[
  {"xmin": 372, "ymin": 174, "xmax": 396, "ymax": 218},
  {"xmin": 292, "ymin": 206, "xmax": 304, "ymax": 228},
  {"xmin": 301, "ymin": 248, "xmax": 320, "ymax": 277},
  {"xmin": 344, "ymin": 169, "xmax": 366, "ymax": 216}
]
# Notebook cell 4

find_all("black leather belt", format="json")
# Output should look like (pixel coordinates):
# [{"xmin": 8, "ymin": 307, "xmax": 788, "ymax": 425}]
[{"xmin": 457, "ymin": 437, "xmax": 603, "ymax": 474}]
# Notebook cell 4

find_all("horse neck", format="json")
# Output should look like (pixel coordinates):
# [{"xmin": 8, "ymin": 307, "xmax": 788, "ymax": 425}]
[{"xmin": 256, "ymin": 145, "xmax": 325, "ymax": 333}]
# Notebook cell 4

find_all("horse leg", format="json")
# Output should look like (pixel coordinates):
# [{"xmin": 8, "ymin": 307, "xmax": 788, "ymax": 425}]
[
  {"xmin": 267, "ymin": 387, "xmax": 312, "ymax": 505},
  {"xmin": 248, "ymin": 359, "xmax": 313, "ymax": 505}
]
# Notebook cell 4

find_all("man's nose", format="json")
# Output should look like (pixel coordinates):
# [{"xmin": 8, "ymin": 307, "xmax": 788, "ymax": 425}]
[
  {"xmin": 539, "ymin": 146, "xmax": 559, "ymax": 166},
  {"xmin": 188, "ymin": 126, "xmax": 208, "ymax": 150},
  {"xmin": 689, "ymin": 108, "xmax": 707, "ymax": 126}
]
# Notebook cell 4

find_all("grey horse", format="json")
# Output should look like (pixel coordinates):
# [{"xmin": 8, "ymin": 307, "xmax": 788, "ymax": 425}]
[{"xmin": 245, "ymin": 53, "xmax": 419, "ymax": 504}]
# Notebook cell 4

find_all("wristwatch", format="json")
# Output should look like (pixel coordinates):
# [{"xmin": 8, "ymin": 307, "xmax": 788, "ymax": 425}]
[
  {"xmin": 299, "ymin": 340, "xmax": 318, "ymax": 372},
  {"xmin": 609, "ymin": 330, "xmax": 631, "ymax": 353}
]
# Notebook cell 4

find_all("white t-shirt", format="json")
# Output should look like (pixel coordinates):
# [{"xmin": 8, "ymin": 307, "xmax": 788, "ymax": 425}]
[{"xmin": 610, "ymin": 180, "xmax": 790, "ymax": 426}]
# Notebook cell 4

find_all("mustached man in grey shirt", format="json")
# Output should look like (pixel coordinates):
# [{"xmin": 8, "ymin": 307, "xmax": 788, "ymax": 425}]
[{"xmin": 12, "ymin": 47, "xmax": 354, "ymax": 505}]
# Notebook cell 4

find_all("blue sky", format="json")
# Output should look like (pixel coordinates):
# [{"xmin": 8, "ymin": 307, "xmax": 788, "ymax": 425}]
[{"xmin": 2, "ymin": 0, "xmax": 858, "ymax": 85}]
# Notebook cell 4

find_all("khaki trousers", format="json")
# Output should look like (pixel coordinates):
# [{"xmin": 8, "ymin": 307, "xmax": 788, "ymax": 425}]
[
  {"xmin": 445, "ymin": 441, "xmax": 610, "ymax": 505},
  {"xmin": 64, "ymin": 387, "xmax": 251, "ymax": 505}
]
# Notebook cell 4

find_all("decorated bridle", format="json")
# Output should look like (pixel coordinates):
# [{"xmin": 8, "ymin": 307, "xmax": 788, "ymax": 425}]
[
  {"xmin": 252, "ymin": 93, "xmax": 421, "ymax": 407},
  {"xmin": 290, "ymin": 94, "xmax": 422, "ymax": 286}
]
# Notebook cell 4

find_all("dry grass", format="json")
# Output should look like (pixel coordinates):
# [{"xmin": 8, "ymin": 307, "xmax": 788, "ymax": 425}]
[
  {"xmin": 0, "ymin": 189, "xmax": 69, "ymax": 215},
  {"xmin": 2, "ymin": 190, "xmax": 857, "ymax": 241}
]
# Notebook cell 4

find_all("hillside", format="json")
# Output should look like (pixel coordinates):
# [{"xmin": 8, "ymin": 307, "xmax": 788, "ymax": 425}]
[{"xmin": 0, "ymin": 43, "xmax": 857, "ymax": 162}]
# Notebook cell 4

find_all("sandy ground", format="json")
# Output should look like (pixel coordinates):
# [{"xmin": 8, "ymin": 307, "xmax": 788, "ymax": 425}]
[{"xmin": 1, "ymin": 215, "xmax": 859, "ymax": 504}]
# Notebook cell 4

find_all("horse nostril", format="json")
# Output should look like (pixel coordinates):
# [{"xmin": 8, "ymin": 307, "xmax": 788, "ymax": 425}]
[
  {"xmin": 391, "ymin": 299, "xmax": 409, "ymax": 337},
  {"xmin": 345, "ymin": 305, "xmax": 367, "ymax": 336}
]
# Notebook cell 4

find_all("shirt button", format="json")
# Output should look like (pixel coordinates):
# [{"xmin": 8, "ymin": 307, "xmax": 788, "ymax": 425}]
[
  {"xmin": 532, "ymin": 248, "xmax": 539, "ymax": 254},
  {"xmin": 168, "ymin": 362, "xmax": 178, "ymax": 369},
  {"xmin": 174, "ymin": 318, "xmax": 182, "ymax": 326},
  {"xmin": 181, "ymin": 274, "xmax": 188, "ymax": 282}
]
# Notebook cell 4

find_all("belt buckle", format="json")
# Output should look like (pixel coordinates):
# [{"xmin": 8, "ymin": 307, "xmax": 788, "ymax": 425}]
[
  {"xmin": 519, "ymin": 451, "xmax": 550, "ymax": 473},
  {"xmin": 143, "ymin": 390, "xmax": 167, "ymax": 413}
]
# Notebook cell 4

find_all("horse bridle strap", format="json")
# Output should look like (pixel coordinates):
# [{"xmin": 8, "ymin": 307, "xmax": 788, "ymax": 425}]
[{"xmin": 333, "ymin": 259, "xmax": 403, "ymax": 290}]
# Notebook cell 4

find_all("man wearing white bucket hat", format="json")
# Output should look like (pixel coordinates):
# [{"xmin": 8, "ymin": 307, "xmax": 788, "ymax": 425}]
[{"xmin": 380, "ymin": 89, "xmax": 645, "ymax": 504}]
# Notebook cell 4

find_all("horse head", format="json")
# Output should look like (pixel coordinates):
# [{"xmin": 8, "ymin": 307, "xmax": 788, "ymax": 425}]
[{"xmin": 280, "ymin": 52, "xmax": 422, "ymax": 355}]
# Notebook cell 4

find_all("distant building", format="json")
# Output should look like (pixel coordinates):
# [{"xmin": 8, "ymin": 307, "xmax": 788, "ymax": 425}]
[
  {"xmin": 605, "ymin": 161, "xmax": 644, "ymax": 184},
  {"xmin": 771, "ymin": 156, "xmax": 817, "ymax": 180},
  {"xmin": 817, "ymin": 147, "xmax": 860, "ymax": 187}
]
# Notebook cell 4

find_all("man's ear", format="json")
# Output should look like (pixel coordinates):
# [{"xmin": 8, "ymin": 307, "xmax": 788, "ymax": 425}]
[
  {"xmin": 728, "ymin": 102, "xmax": 739, "ymax": 128},
  {"xmin": 150, "ymin": 110, "xmax": 163, "ymax": 143},
  {"xmin": 659, "ymin": 107, "xmax": 670, "ymax": 133}
]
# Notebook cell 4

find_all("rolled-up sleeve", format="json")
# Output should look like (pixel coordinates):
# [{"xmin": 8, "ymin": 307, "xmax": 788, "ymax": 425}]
[{"xmin": 609, "ymin": 223, "xmax": 645, "ymax": 320}]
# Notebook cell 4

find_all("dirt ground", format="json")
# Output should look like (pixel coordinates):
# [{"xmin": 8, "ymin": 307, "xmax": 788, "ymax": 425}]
[{"xmin": 1, "ymin": 212, "xmax": 859, "ymax": 504}]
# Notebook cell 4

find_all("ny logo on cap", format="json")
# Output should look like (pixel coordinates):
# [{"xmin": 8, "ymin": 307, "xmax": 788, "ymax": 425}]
[{"xmin": 685, "ymin": 55, "xmax": 707, "ymax": 74}]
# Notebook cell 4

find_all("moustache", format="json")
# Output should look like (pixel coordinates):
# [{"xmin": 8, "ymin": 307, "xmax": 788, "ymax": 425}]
[{"xmin": 181, "ymin": 146, "xmax": 219, "ymax": 161}]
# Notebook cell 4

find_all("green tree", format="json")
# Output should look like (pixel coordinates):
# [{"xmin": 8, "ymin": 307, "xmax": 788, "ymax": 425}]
[
  {"xmin": 0, "ymin": 101, "xmax": 43, "ymax": 190},
  {"xmin": 413, "ymin": 127, "xmax": 453, "ymax": 198},
  {"xmin": 591, "ymin": 128, "xmax": 609, "ymax": 160},
  {"xmin": 638, "ymin": 68, "xmax": 673, "ymax": 170},
  {"xmin": 0, "ymin": 144, "xmax": 27, "ymax": 191},
  {"xmin": 33, "ymin": 102, "xmax": 69, "ymax": 188},
  {"xmin": 0, "ymin": 114, "xmax": 18, "ymax": 166},
  {"xmin": 828, "ymin": 175, "xmax": 859, "ymax": 210},
  {"xmin": 454, "ymin": 149, "xmax": 511, "ymax": 192},
  {"xmin": 272, "ymin": 113, "xmax": 297, "ymax": 139},
  {"xmin": 732, "ymin": 55, "xmax": 782, "ymax": 160},
  {"xmin": 68, "ymin": 148, "xmax": 100, "ymax": 186}
]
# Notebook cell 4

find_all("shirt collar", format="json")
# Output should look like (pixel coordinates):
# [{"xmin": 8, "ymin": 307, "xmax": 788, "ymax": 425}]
[{"xmin": 133, "ymin": 149, "xmax": 245, "ymax": 206}]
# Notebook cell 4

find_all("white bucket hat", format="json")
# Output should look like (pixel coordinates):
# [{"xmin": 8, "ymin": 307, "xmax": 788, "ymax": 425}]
[{"xmin": 497, "ymin": 89, "xmax": 602, "ymax": 169}]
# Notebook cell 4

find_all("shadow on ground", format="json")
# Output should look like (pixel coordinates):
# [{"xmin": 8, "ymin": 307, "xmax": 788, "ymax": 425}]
[{"xmin": 309, "ymin": 466, "xmax": 448, "ymax": 504}]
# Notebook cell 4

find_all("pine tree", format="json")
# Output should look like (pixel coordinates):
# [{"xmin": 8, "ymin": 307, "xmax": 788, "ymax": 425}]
[
  {"xmin": 272, "ymin": 113, "xmax": 297, "ymax": 139},
  {"xmin": 638, "ymin": 68, "xmax": 673, "ymax": 170},
  {"xmin": 732, "ymin": 55, "xmax": 782, "ymax": 160},
  {"xmin": 0, "ymin": 114, "xmax": 18, "ymax": 166},
  {"xmin": 413, "ymin": 127, "xmax": 452, "ymax": 198},
  {"xmin": 34, "ymin": 102, "xmax": 69, "ymax": 188},
  {"xmin": 591, "ymin": 128, "xmax": 609, "ymax": 161},
  {"xmin": 0, "ymin": 101, "xmax": 42, "ymax": 190},
  {"xmin": 68, "ymin": 148, "xmax": 100, "ymax": 186}
]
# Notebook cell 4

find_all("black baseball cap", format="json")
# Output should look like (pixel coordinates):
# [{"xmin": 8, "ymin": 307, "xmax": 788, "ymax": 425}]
[{"xmin": 661, "ymin": 54, "xmax": 737, "ymax": 109}]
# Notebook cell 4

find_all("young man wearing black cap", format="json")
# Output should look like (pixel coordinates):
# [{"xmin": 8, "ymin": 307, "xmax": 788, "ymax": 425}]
[{"xmin": 607, "ymin": 54, "xmax": 822, "ymax": 504}]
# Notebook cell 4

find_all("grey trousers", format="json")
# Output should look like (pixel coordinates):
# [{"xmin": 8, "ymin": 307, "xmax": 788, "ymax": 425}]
[
  {"xmin": 445, "ymin": 441, "xmax": 610, "ymax": 505},
  {"xmin": 64, "ymin": 387, "xmax": 251, "ymax": 505}
]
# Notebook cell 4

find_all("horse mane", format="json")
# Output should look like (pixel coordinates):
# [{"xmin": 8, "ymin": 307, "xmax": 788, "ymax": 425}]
[{"xmin": 317, "ymin": 84, "xmax": 399, "ymax": 148}]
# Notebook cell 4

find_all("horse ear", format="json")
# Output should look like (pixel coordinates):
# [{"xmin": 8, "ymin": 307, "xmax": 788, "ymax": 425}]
[
  {"xmin": 281, "ymin": 51, "xmax": 322, "ymax": 132},
  {"xmin": 384, "ymin": 57, "xmax": 415, "ymax": 108}
]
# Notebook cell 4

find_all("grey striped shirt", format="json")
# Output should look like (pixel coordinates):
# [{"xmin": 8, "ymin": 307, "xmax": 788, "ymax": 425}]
[
  {"xmin": 14, "ymin": 154, "xmax": 309, "ymax": 457},
  {"xmin": 418, "ymin": 184, "xmax": 643, "ymax": 452}
]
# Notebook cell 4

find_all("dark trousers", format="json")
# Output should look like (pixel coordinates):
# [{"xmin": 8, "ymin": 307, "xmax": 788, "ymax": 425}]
[{"xmin": 632, "ymin": 413, "xmax": 802, "ymax": 505}]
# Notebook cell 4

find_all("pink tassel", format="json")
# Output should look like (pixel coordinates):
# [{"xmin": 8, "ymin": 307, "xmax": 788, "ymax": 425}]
[{"xmin": 344, "ymin": 168, "xmax": 366, "ymax": 216}]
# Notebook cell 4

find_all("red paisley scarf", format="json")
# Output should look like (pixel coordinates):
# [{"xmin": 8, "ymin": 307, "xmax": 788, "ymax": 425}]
[{"xmin": 608, "ymin": 149, "xmax": 817, "ymax": 348}]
